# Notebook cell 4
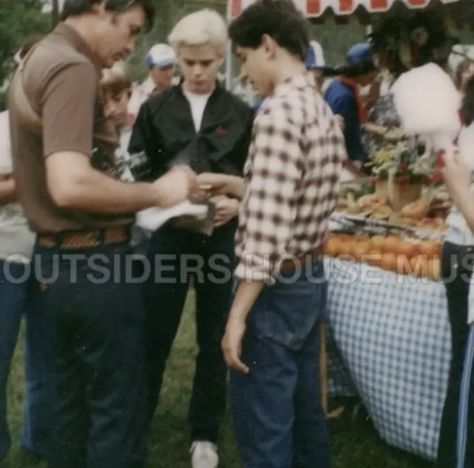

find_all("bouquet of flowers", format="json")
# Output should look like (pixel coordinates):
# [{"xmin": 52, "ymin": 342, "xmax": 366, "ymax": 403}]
[
  {"xmin": 366, "ymin": 138, "xmax": 437, "ymax": 210},
  {"xmin": 366, "ymin": 137, "xmax": 435, "ymax": 185}
]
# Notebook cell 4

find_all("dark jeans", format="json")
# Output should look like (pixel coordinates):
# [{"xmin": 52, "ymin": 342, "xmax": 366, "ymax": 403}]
[
  {"xmin": 437, "ymin": 242, "xmax": 474, "ymax": 468},
  {"xmin": 230, "ymin": 260, "xmax": 329, "ymax": 468},
  {"xmin": 31, "ymin": 242, "xmax": 149, "ymax": 468},
  {"xmin": 0, "ymin": 259, "xmax": 51, "ymax": 461},
  {"xmin": 145, "ymin": 225, "xmax": 235, "ymax": 442}
]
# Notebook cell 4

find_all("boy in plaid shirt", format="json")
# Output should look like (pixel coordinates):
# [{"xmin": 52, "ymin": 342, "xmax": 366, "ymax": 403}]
[{"xmin": 199, "ymin": 1, "xmax": 345, "ymax": 466}]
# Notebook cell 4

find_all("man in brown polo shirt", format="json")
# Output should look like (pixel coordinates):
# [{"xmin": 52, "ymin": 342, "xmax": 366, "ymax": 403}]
[{"xmin": 8, "ymin": 1, "xmax": 195, "ymax": 467}]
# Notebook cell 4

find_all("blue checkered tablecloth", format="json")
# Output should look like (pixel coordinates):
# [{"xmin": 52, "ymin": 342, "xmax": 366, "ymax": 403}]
[{"xmin": 325, "ymin": 258, "xmax": 450, "ymax": 460}]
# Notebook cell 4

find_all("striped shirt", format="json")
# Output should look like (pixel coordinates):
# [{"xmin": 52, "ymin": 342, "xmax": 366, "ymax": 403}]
[{"xmin": 235, "ymin": 72, "xmax": 345, "ymax": 283}]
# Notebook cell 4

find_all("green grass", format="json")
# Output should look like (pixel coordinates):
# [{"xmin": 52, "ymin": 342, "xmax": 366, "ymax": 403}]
[{"xmin": 2, "ymin": 293, "xmax": 431, "ymax": 468}]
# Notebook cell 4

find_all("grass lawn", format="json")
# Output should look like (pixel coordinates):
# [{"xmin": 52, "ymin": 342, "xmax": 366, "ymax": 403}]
[{"xmin": 2, "ymin": 292, "xmax": 431, "ymax": 467}]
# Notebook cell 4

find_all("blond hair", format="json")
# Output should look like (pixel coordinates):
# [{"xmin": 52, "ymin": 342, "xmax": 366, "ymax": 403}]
[
  {"xmin": 100, "ymin": 62, "xmax": 131, "ymax": 96},
  {"xmin": 168, "ymin": 9, "xmax": 228, "ymax": 57}
]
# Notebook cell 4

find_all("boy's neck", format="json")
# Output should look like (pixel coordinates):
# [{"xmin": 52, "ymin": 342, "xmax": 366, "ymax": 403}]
[{"xmin": 271, "ymin": 53, "xmax": 306, "ymax": 89}]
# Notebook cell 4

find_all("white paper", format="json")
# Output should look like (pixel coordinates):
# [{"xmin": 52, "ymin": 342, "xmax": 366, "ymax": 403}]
[{"xmin": 135, "ymin": 201, "xmax": 209, "ymax": 231}]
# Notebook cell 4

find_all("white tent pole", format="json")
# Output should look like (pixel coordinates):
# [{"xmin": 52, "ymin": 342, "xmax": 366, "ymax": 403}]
[{"xmin": 225, "ymin": 41, "xmax": 233, "ymax": 90}]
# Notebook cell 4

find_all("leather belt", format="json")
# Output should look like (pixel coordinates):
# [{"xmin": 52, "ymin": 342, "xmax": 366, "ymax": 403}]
[
  {"xmin": 37, "ymin": 225, "xmax": 131, "ymax": 250},
  {"xmin": 278, "ymin": 245, "xmax": 324, "ymax": 272}
]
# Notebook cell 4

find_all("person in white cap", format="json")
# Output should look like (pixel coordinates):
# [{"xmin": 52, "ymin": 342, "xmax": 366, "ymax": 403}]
[
  {"xmin": 128, "ymin": 43, "xmax": 176, "ymax": 121},
  {"xmin": 304, "ymin": 39, "xmax": 327, "ymax": 91}
]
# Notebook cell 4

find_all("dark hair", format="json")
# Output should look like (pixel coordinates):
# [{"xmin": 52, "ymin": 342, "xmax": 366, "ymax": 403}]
[
  {"xmin": 228, "ymin": 0, "xmax": 309, "ymax": 61},
  {"xmin": 462, "ymin": 75, "xmax": 474, "ymax": 126},
  {"xmin": 61, "ymin": 0, "xmax": 155, "ymax": 30}
]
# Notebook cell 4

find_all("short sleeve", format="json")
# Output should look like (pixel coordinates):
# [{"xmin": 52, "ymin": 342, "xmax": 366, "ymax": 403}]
[{"xmin": 42, "ymin": 62, "xmax": 97, "ymax": 158}]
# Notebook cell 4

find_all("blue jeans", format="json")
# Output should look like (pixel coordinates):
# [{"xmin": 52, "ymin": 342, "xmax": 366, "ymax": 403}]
[
  {"xmin": 0, "ymin": 259, "xmax": 51, "ymax": 460},
  {"xmin": 230, "ymin": 260, "xmax": 329, "ymax": 468},
  {"xmin": 31, "ymin": 242, "xmax": 149, "ymax": 468}
]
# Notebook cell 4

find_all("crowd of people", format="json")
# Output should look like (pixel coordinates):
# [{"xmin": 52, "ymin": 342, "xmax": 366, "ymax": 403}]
[{"xmin": 1, "ymin": 0, "xmax": 474, "ymax": 467}]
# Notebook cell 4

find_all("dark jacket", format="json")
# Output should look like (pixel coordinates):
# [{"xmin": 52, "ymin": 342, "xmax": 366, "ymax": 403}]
[{"xmin": 128, "ymin": 82, "xmax": 253, "ymax": 181}]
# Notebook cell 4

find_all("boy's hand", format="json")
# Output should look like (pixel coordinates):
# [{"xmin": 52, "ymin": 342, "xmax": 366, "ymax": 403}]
[
  {"xmin": 212, "ymin": 195, "xmax": 239, "ymax": 227},
  {"xmin": 222, "ymin": 316, "xmax": 249, "ymax": 374}
]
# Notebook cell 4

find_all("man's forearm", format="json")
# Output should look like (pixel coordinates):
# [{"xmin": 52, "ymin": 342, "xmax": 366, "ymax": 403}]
[
  {"xmin": 46, "ymin": 151, "xmax": 193, "ymax": 213},
  {"xmin": 54, "ymin": 168, "xmax": 159, "ymax": 213}
]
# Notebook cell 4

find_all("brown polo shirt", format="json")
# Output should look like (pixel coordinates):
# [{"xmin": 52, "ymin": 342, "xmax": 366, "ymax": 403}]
[{"xmin": 9, "ymin": 23, "xmax": 133, "ymax": 233}]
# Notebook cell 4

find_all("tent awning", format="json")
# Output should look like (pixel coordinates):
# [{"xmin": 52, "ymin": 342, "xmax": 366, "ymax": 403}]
[{"xmin": 227, "ymin": 0, "xmax": 461, "ymax": 19}]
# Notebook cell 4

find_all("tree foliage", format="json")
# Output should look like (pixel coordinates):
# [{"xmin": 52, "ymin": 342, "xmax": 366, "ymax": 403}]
[{"xmin": 0, "ymin": 0, "xmax": 51, "ymax": 85}]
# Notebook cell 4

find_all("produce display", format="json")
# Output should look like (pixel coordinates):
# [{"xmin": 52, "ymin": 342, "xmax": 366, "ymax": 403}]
[{"xmin": 324, "ymin": 232, "xmax": 441, "ymax": 281}]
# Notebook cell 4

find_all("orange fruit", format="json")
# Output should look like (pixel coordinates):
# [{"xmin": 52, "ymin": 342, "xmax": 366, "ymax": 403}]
[
  {"xmin": 324, "ymin": 237, "xmax": 339, "ymax": 257},
  {"xmin": 395, "ymin": 240, "xmax": 419, "ymax": 258},
  {"xmin": 338, "ymin": 240, "xmax": 357, "ymax": 260},
  {"xmin": 410, "ymin": 255, "xmax": 430, "ymax": 277},
  {"xmin": 381, "ymin": 252, "xmax": 398, "ymax": 272},
  {"xmin": 370, "ymin": 235, "xmax": 386, "ymax": 251},
  {"xmin": 428, "ymin": 257, "xmax": 441, "ymax": 281},
  {"xmin": 353, "ymin": 240, "xmax": 371, "ymax": 261},
  {"xmin": 419, "ymin": 240, "xmax": 441, "ymax": 257},
  {"xmin": 396, "ymin": 254, "xmax": 413, "ymax": 275},
  {"xmin": 366, "ymin": 249, "xmax": 382, "ymax": 267},
  {"xmin": 382, "ymin": 235, "xmax": 400, "ymax": 254}
]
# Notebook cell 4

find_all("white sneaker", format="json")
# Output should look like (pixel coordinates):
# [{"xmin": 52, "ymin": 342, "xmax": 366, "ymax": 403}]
[{"xmin": 190, "ymin": 440, "xmax": 219, "ymax": 468}]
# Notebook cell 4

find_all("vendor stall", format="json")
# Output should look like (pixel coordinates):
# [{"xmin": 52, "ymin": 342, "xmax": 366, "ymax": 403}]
[{"xmin": 326, "ymin": 258, "xmax": 450, "ymax": 460}]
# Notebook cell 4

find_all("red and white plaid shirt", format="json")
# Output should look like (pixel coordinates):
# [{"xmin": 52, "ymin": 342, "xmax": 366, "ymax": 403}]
[{"xmin": 235, "ymin": 72, "xmax": 345, "ymax": 283}]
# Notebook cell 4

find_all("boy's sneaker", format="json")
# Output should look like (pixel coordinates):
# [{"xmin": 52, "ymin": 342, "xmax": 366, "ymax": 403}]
[{"xmin": 190, "ymin": 440, "xmax": 219, "ymax": 468}]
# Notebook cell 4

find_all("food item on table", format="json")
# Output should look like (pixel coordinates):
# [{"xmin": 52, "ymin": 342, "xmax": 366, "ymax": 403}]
[
  {"xmin": 370, "ymin": 235, "xmax": 386, "ymax": 251},
  {"xmin": 357, "ymin": 194, "xmax": 387, "ymax": 209},
  {"xmin": 416, "ymin": 217, "xmax": 447, "ymax": 230},
  {"xmin": 418, "ymin": 239, "xmax": 441, "ymax": 257},
  {"xmin": 400, "ymin": 198, "xmax": 430, "ymax": 220},
  {"xmin": 429, "ymin": 258, "xmax": 441, "ymax": 281},
  {"xmin": 381, "ymin": 235, "xmax": 400, "ymax": 253},
  {"xmin": 381, "ymin": 252, "xmax": 398, "ymax": 272},
  {"xmin": 394, "ymin": 240, "xmax": 419, "ymax": 258},
  {"xmin": 410, "ymin": 255, "xmax": 430, "ymax": 277},
  {"xmin": 353, "ymin": 240, "xmax": 371, "ymax": 261},
  {"xmin": 371, "ymin": 204, "xmax": 394, "ymax": 220}
]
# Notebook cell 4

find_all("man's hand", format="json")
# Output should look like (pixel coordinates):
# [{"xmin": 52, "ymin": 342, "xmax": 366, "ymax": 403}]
[
  {"xmin": 212, "ymin": 195, "xmax": 239, "ymax": 227},
  {"xmin": 222, "ymin": 316, "xmax": 249, "ymax": 374},
  {"xmin": 153, "ymin": 165, "xmax": 197, "ymax": 207}
]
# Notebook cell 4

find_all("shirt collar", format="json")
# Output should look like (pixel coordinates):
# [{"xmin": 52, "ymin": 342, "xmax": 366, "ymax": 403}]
[
  {"xmin": 52, "ymin": 23, "xmax": 103, "ymax": 75},
  {"xmin": 273, "ymin": 72, "xmax": 316, "ymax": 98}
]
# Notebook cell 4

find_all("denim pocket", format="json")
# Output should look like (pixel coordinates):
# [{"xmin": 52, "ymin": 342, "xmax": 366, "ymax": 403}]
[{"xmin": 247, "ymin": 276, "xmax": 326, "ymax": 351}]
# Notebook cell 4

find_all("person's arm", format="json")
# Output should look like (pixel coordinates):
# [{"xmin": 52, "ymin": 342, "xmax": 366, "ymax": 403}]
[
  {"xmin": 197, "ymin": 173, "xmax": 245, "ymax": 199},
  {"xmin": 443, "ymin": 151, "xmax": 474, "ymax": 232},
  {"xmin": 222, "ymin": 109, "xmax": 304, "ymax": 372},
  {"xmin": 0, "ymin": 175, "xmax": 16, "ymax": 206},
  {"xmin": 46, "ymin": 152, "xmax": 195, "ymax": 212},
  {"xmin": 221, "ymin": 281, "xmax": 263, "ymax": 373}
]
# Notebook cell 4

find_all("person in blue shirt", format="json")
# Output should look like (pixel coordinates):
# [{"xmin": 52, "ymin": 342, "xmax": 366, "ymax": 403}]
[{"xmin": 324, "ymin": 42, "xmax": 378, "ymax": 172}]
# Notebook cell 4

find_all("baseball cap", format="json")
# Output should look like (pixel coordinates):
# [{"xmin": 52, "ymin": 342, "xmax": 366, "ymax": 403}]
[
  {"xmin": 346, "ymin": 42, "xmax": 375, "ymax": 68},
  {"xmin": 305, "ymin": 40, "xmax": 326, "ymax": 69},
  {"xmin": 145, "ymin": 43, "xmax": 176, "ymax": 68}
]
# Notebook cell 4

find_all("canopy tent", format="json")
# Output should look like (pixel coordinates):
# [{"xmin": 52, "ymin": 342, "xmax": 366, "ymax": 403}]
[
  {"xmin": 224, "ymin": 0, "xmax": 471, "ymax": 87},
  {"xmin": 227, "ymin": 0, "xmax": 461, "ymax": 20}
]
